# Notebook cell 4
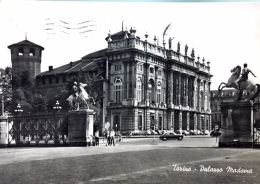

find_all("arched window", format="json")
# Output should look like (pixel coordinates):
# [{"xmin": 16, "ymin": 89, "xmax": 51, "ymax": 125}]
[
  {"xmin": 18, "ymin": 48, "xmax": 24, "ymax": 56},
  {"xmin": 157, "ymin": 82, "xmax": 162, "ymax": 103},
  {"xmin": 114, "ymin": 78, "xmax": 123, "ymax": 103},
  {"xmin": 29, "ymin": 48, "xmax": 35, "ymax": 56},
  {"xmin": 136, "ymin": 77, "xmax": 142, "ymax": 102}
]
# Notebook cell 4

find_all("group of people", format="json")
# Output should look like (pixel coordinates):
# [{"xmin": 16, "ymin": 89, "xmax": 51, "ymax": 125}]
[
  {"xmin": 105, "ymin": 129, "xmax": 116, "ymax": 146},
  {"xmin": 93, "ymin": 129, "xmax": 122, "ymax": 146}
]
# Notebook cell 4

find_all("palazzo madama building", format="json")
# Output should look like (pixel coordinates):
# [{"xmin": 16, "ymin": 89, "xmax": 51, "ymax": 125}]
[{"xmin": 8, "ymin": 26, "xmax": 213, "ymax": 133}]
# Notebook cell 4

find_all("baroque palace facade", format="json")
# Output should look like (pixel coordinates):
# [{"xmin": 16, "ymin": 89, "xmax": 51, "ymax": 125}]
[{"xmin": 8, "ymin": 26, "xmax": 213, "ymax": 133}]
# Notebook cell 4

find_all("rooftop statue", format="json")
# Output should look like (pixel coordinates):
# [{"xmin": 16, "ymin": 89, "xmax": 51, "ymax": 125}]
[
  {"xmin": 217, "ymin": 64, "xmax": 260, "ymax": 101},
  {"xmin": 67, "ymin": 81, "xmax": 95, "ymax": 110},
  {"xmin": 177, "ymin": 42, "xmax": 180, "ymax": 53},
  {"xmin": 191, "ymin": 48, "xmax": 195, "ymax": 58},
  {"xmin": 185, "ymin": 44, "xmax": 188, "ymax": 56},
  {"xmin": 168, "ymin": 37, "xmax": 174, "ymax": 49}
]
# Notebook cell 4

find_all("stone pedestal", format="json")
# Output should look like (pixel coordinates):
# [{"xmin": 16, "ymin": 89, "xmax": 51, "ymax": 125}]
[
  {"xmin": 0, "ymin": 116, "xmax": 8, "ymax": 148},
  {"xmin": 219, "ymin": 101, "xmax": 253, "ymax": 148},
  {"xmin": 68, "ymin": 109, "xmax": 94, "ymax": 146}
]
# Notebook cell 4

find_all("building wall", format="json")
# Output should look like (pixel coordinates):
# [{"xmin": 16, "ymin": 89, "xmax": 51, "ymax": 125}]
[
  {"xmin": 106, "ymin": 35, "xmax": 212, "ymax": 133},
  {"xmin": 9, "ymin": 33, "xmax": 212, "ymax": 133}
]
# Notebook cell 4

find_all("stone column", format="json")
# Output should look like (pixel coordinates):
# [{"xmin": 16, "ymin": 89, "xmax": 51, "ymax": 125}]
[
  {"xmin": 186, "ymin": 112, "xmax": 190, "ymax": 131},
  {"xmin": 0, "ymin": 116, "xmax": 8, "ymax": 148},
  {"xmin": 185, "ymin": 75, "xmax": 189, "ymax": 106},
  {"xmin": 125, "ymin": 62, "xmax": 129, "ymax": 99},
  {"xmin": 197, "ymin": 79, "xmax": 201, "ymax": 111},
  {"xmin": 208, "ymin": 82, "xmax": 211, "ymax": 111},
  {"xmin": 168, "ymin": 71, "xmax": 173, "ymax": 105},
  {"xmin": 193, "ymin": 77, "xmax": 197, "ymax": 109},
  {"xmin": 179, "ymin": 111, "xmax": 182, "ymax": 130},
  {"xmin": 194, "ymin": 113, "xmax": 197, "ymax": 130},
  {"xmin": 197, "ymin": 114, "xmax": 201, "ymax": 130},
  {"xmin": 178, "ymin": 73, "xmax": 182, "ymax": 106},
  {"xmin": 144, "ymin": 63, "xmax": 150, "ymax": 104}
]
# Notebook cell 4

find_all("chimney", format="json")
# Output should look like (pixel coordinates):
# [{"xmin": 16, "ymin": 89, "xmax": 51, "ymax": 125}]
[
  {"xmin": 49, "ymin": 66, "xmax": 53, "ymax": 71},
  {"xmin": 70, "ymin": 62, "xmax": 73, "ymax": 67}
]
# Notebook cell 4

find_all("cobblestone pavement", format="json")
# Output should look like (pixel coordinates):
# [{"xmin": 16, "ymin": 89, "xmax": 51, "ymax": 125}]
[{"xmin": 0, "ymin": 137, "xmax": 259, "ymax": 184}]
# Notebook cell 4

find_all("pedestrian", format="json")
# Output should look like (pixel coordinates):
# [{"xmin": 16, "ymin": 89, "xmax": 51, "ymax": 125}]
[
  {"xmin": 95, "ymin": 130, "xmax": 99, "ymax": 146},
  {"xmin": 110, "ymin": 129, "xmax": 115, "ymax": 146},
  {"xmin": 106, "ymin": 130, "xmax": 111, "ymax": 146}
]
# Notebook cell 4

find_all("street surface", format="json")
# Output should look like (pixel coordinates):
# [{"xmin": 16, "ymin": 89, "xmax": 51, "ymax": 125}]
[{"xmin": 0, "ymin": 136, "xmax": 259, "ymax": 184}]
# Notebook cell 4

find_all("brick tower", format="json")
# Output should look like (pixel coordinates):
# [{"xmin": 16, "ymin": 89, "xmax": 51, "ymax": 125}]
[{"xmin": 8, "ymin": 39, "xmax": 44, "ymax": 84}]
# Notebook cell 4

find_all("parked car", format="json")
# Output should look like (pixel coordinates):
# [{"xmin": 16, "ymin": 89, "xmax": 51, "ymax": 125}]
[
  {"xmin": 210, "ymin": 130, "xmax": 221, "ymax": 137},
  {"xmin": 174, "ymin": 130, "xmax": 182, "ymax": 135},
  {"xmin": 155, "ymin": 129, "xmax": 163, "ymax": 135},
  {"xmin": 182, "ymin": 130, "xmax": 189, "ymax": 136},
  {"xmin": 159, "ymin": 132, "xmax": 184, "ymax": 141},
  {"xmin": 189, "ymin": 130, "xmax": 195, "ymax": 135},
  {"xmin": 145, "ymin": 130, "xmax": 152, "ymax": 135},
  {"xmin": 203, "ymin": 130, "xmax": 210, "ymax": 135},
  {"xmin": 150, "ymin": 130, "xmax": 158, "ymax": 135}
]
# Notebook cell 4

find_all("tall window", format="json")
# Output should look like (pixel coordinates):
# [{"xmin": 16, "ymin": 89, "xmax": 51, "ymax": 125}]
[
  {"xmin": 158, "ymin": 116, "xmax": 163, "ymax": 130},
  {"xmin": 150, "ymin": 114, "xmax": 155, "ymax": 130},
  {"xmin": 137, "ymin": 64, "xmax": 143, "ymax": 72},
  {"xmin": 150, "ymin": 67, "xmax": 154, "ymax": 74},
  {"xmin": 138, "ymin": 114, "xmax": 143, "ymax": 130},
  {"xmin": 114, "ymin": 64, "xmax": 122, "ymax": 71},
  {"xmin": 114, "ymin": 78, "xmax": 123, "ymax": 103},
  {"xmin": 148, "ymin": 79, "xmax": 155, "ymax": 102},
  {"xmin": 137, "ymin": 78, "xmax": 142, "ymax": 102},
  {"xmin": 157, "ymin": 82, "xmax": 161, "ymax": 103}
]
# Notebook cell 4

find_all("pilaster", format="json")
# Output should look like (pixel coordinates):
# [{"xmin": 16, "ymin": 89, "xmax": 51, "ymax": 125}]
[
  {"xmin": 179, "ymin": 111, "xmax": 182, "ymax": 130},
  {"xmin": 186, "ymin": 112, "xmax": 190, "ymax": 131}
]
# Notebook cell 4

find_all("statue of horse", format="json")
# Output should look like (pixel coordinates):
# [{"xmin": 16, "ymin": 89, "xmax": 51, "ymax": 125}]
[
  {"xmin": 218, "ymin": 65, "xmax": 260, "ymax": 101},
  {"xmin": 66, "ymin": 82, "xmax": 95, "ymax": 110}
]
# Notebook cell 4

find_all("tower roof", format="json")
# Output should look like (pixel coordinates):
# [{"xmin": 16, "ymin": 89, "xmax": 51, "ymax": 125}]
[{"xmin": 8, "ymin": 40, "xmax": 44, "ymax": 50}]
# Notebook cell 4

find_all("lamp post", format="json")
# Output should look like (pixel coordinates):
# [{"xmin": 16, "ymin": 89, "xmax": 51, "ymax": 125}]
[
  {"xmin": 14, "ymin": 103, "xmax": 23, "ymax": 145},
  {"xmin": 0, "ymin": 88, "xmax": 4, "ymax": 116},
  {"xmin": 53, "ymin": 100, "xmax": 62, "ymax": 112},
  {"xmin": 53, "ymin": 100, "xmax": 62, "ymax": 144}
]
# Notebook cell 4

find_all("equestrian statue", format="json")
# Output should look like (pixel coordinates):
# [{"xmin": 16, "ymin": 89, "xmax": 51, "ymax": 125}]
[
  {"xmin": 66, "ymin": 81, "xmax": 96, "ymax": 110},
  {"xmin": 218, "ymin": 63, "xmax": 260, "ymax": 101}
]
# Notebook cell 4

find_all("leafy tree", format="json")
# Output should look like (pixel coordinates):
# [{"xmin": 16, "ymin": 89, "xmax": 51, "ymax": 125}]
[
  {"xmin": 11, "ymin": 70, "xmax": 49, "ymax": 113},
  {"xmin": 0, "ymin": 67, "xmax": 12, "ymax": 114}
]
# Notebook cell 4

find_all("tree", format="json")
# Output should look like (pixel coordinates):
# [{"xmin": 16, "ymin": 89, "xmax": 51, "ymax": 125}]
[
  {"xmin": 0, "ymin": 67, "xmax": 12, "ymax": 114},
  {"xmin": 11, "ymin": 70, "xmax": 49, "ymax": 113}
]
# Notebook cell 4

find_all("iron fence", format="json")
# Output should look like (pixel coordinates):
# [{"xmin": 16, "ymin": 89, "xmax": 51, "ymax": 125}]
[{"xmin": 7, "ymin": 112, "xmax": 68, "ymax": 147}]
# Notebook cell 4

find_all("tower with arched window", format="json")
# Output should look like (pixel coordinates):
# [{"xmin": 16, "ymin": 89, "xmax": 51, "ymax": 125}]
[{"xmin": 8, "ymin": 39, "xmax": 44, "ymax": 84}]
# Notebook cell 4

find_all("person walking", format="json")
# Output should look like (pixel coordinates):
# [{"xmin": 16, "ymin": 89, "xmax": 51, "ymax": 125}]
[
  {"xmin": 110, "ymin": 129, "xmax": 115, "ymax": 146},
  {"xmin": 106, "ymin": 130, "xmax": 111, "ymax": 146},
  {"xmin": 95, "ymin": 130, "xmax": 99, "ymax": 146}
]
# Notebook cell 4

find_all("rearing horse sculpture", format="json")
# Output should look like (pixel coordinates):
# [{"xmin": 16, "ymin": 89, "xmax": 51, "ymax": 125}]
[
  {"xmin": 66, "ymin": 82, "xmax": 95, "ymax": 110},
  {"xmin": 218, "ymin": 65, "xmax": 260, "ymax": 101}
]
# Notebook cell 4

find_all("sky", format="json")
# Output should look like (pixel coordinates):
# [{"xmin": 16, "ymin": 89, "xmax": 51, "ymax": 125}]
[{"xmin": 0, "ymin": 0, "xmax": 260, "ymax": 90}]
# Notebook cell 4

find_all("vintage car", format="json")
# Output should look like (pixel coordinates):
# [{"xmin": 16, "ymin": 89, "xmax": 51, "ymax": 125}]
[{"xmin": 159, "ymin": 132, "xmax": 184, "ymax": 141}]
